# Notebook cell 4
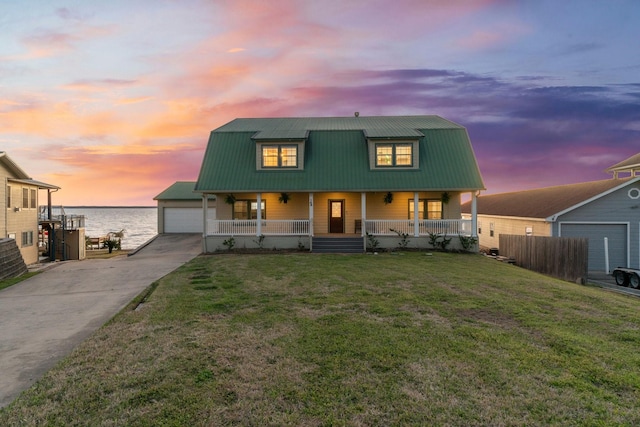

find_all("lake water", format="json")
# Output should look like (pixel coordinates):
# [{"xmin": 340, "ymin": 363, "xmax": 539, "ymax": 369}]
[{"xmin": 64, "ymin": 207, "xmax": 157, "ymax": 250}]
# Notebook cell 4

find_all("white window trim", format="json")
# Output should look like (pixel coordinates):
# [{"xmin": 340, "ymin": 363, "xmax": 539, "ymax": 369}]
[
  {"xmin": 256, "ymin": 141, "xmax": 305, "ymax": 170},
  {"xmin": 368, "ymin": 139, "xmax": 419, "ymax": 170}
]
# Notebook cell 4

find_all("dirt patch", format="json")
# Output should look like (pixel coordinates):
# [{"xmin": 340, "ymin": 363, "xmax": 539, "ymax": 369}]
[{"xmin": 457, "ymin": 308, "xmax": 521, "ymax": 330}]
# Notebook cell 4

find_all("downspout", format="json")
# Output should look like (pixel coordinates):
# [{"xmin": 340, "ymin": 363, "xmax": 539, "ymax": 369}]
[{"xmin": 471, "ymin": 191, "xmax": 479, "ymax": 238}]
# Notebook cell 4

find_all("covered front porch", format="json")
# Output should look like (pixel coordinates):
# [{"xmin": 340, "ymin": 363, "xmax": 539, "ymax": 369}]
[{"xmin": 201, "ymin": 191, "xmax": 479, "ymax": 252}]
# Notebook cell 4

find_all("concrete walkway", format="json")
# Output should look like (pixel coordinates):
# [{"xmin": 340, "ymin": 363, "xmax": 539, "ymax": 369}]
[{"xmin": 0, "ymin": 234, "xmax": 202, "ymax": 408}]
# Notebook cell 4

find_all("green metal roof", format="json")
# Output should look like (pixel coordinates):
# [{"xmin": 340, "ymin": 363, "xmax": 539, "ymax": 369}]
[
  {"xmin": 195, "ymin": 116, "xmax": 485, "ymax": 193},
  {"xmin": 252, "ymin": 129, "xmax": 309, "ymax": 140},
  {"xmin": 154, "ymin": 181, "xmax": 201, "ymax": 200}
]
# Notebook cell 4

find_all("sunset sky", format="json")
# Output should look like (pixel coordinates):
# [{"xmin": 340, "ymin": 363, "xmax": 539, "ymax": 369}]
[{"xmin": 1, "ymin": 0, "xmax": 639, "ymax": 206}]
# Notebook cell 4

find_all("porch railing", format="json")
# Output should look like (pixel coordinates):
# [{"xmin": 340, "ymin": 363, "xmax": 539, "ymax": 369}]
[
  {"xmin": 364, "ymin": 219, "xmax": 472, "ymax": 236},
  {"xmin": 205, "ymin": 219, "xmax": 471, "ymax": 236},
  {"xmin": 207, "ymin": 220, "xmax": 310, "ymax": 236}
]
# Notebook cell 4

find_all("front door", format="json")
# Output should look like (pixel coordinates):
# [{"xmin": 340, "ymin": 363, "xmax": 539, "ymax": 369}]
[{"xmin": 329, "ymin": 200, "xmax": 344, "ymax": 233}]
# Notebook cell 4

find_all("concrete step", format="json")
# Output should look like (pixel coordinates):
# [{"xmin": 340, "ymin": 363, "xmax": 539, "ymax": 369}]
[{"xmin": 312, "ymin": 237, "xmax": 364, "ymax": 253}]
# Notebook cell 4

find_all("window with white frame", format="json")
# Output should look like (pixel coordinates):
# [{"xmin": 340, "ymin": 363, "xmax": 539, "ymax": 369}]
[
  {"xmin": 262, "ymin": 145, "xmax": 298, "ymax": 168},
  {"xmin": 233, "ymin": 200, "xmax": 266, "ymax": 220},
  {"xmin": 408, "ymin": 199, "xmax": 443, "ymax": 220},
  {"xmin": 22, "ymin": 230, "xmax": 33, "ymax": 247},
  {"xmin": 376, "ymin": 143, "xmax": 413, "ymax": 167}
]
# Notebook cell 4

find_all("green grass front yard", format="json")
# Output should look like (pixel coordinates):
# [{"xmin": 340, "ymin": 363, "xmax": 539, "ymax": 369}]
[{"xmin": 2, "ymin": 252, "xmax": 640, "ymax": 426}]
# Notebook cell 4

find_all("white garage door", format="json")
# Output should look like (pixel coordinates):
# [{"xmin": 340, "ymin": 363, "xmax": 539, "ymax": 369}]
[{"xmin": 164, "ymin": 208, "xmax": 216, "ymax": 233}]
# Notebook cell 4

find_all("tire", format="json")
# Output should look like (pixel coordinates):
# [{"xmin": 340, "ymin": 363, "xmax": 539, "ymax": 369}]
[
  {"xmin": 629, "ymin": 273, "xmax": 640, "ymax": 289},
  {"xmin": 613, "ymin": 270, "xmax": 627, "ymax": 286}
]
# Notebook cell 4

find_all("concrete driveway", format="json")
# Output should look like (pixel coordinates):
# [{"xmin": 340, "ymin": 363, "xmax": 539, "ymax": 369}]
[
  {"xmin": 588, "ymin": 270, "xmax": 640, "ymax": 298},
  {"xmin": 0, "ymin": 233, "xmax": 202, "ymax": 408}
]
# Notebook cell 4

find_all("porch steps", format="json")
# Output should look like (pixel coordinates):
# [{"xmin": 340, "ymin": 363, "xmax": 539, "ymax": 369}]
[{"xmin": 312, "ymin": 237, "xmax": 364, "ymax": 253}]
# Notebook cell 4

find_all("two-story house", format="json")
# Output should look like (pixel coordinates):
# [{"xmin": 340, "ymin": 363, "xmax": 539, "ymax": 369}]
[
  {"xmin": 1, "ymin": 152, "xmax": 60, "ymax": 266},
  {"xmin": 194, "ymin": 116, "xmax": 485, "ymax": 252}
]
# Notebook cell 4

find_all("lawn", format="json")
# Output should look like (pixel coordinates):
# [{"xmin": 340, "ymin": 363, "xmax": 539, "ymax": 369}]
[{"xmin": 1, "ymin": 252, "xmax": 639, "ymax": 426}]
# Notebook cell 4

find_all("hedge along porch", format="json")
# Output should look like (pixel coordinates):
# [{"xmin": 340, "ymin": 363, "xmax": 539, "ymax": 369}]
[{"xmin": 195, "ymin": 116, "xmax": 485, "ymax": 252}]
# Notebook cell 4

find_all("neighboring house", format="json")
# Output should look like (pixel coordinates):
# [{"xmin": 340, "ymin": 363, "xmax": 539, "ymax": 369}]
[
  {"xmin": 154, "ymin": 181, "xmax": 216, "ymax": 233},
  {"xmin": 461, "ymin": 153, "xmax": 640, "ymax": 272},
  {"xmin": 1, "ymin": 151, "xmax": 59, "ymax": 265},
  {"xmin": 194, "ymin": 115, "xmax": 485, "ymax": 252}
]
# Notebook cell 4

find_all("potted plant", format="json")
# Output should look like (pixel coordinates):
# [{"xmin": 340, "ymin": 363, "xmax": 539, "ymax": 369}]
[
  {"xmin": 383, "ymin": 192, "xmax": 393, "ymax": 205},
  {"xmin": 224, "ymin": 194, "xmax": 236, "ymax": 205},
  {"xmin": 278, "ymin": 192, "xmax": 291, "ymax": 204}
]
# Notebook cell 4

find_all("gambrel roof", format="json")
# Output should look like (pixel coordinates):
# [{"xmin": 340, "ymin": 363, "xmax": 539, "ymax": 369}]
[
  {"xmin": 461, "ymin": 177, "xmax": 639, "ymax": 220},
  {"xmin": 194, "ymin": 116, "xmax": 485, "ymax": 193}
]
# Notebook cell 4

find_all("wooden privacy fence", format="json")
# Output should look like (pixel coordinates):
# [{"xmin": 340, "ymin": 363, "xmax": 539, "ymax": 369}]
[{"xmin": 499, "ymin": 234, "xmax": 589, "ymax": 283}]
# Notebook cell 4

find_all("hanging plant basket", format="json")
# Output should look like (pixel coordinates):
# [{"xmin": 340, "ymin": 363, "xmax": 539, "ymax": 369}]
[
  {"xmin": 224, "ymin": 194, "xmax": 236, "ymax": 205},
  {"xmin": 278, "ymin": 192, "xmax": 291, "ymax": 204},
  {"xmin": 441, "ymin": 192, "xmax": 450, "ymax": 204},
  {"xmin": 383, "ymin": 192, "xmax": 394, "ymax": 205}
]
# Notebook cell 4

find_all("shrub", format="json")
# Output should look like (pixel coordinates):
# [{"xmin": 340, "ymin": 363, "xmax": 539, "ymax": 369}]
[{"xmin": 222, "ymin": 237, "xmax": 235, "ymax": 251}]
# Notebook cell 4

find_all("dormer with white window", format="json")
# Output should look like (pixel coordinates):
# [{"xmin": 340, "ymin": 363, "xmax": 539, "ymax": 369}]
[
  {"xmin": 253, "ymin": 129, "xmax": 307, "ymax": 171},
  {"xmin": 364, "ymin": 128, "xmax": 422, "ymax": 170}
]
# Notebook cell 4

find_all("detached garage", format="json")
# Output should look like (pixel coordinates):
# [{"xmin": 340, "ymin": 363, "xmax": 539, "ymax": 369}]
[{"xmin": 154, "ymin": 182, "xmax": 216, "ymax": 233}]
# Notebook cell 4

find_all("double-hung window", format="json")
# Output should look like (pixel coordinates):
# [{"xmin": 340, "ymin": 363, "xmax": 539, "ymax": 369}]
[
  {"xmin": 375, "ymin": 143, "xmax": 413, "ymax": 167},
  {"xmin": 409, "ymin": 199, "xmax": 442, "ymax": 220},
  {"xmin": 233, "ymin": 200, "xmax": 266, "ymax": 220},
  {"xmin": 22, "ymin": 188, "xmax": 29, "ymax": 209},
  {"xmin": 21, "ymin": 231, "xmax": 33, "ymax": 247},
  {"xmin": 30, "ymin": 189, "xmax": 36, "ymax": 209},
  {"xmin": 262, "ymin": 145, "xmax": 297, "ymax": 168}
]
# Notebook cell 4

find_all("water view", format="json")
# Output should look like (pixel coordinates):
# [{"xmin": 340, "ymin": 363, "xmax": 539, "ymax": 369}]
[{"xmin": 64, "ymin": 207, "xmax": 157, "ymax": 250}]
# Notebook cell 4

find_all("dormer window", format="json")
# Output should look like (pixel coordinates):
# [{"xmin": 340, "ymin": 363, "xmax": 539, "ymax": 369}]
[
  {"xmin": 375, "ymin": 143, "xmax": 413, "ymax": 167},
  {"xmin": 262, "ymin": 145, "xmax": 298, "ymax": 168}
]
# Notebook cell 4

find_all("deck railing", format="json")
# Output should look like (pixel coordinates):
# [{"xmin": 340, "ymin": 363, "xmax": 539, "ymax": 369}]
[
  {"xmin": 38, "ymin": 206, "xmax": 86, "ymax": 229},
  {"xmin": 207, "ymin": 220, "xmax": 310, "ymax": 236},
  {"xmin": 364, "ymin": 219, "xmax": 472, "ymax": 236}
]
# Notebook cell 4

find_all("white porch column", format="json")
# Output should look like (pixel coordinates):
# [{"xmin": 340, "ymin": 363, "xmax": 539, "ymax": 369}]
[
  {"xmin": 309, "ymin": 193, "xmax": 314, "ymax": 237},
  {"xmin": 361, "ymin": 192, "xmax": 367, "ymax": 252},
  {"xmin": 202, "ymin": 194, "xmax": 208, "ymax": 253},
  {"xmin": 414, "ymin": 192, "xmax": 420, "ymax": 237},
  {"xmin": 256, "ymin": 193, "xmax": 262, "ymax": 236},
  {"xmin": 202, "ymin": 194, "xmax": 208, "ymax": 236},
  {"xmin": 361, "ymin": 192, "xmax": 367, "ymax": 236},
  {"xmin": 471, "ymin": 191, "xmax": 478, "ymax": 237}
]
